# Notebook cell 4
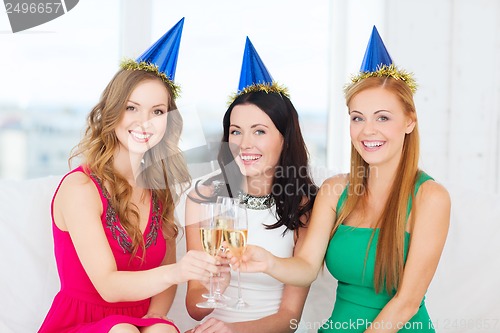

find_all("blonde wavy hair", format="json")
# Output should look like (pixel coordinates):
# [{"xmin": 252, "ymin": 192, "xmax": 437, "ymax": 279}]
[
  {"xmin": 335, "ymin": 76, "xmax": 420, "ymax": 294},
  {"xmin": 70, "ymin": 69, "xmax": 191, "ymax": 259}
]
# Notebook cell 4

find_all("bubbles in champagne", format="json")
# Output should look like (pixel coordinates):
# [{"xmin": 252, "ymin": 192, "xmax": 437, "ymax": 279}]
[
  {"xmin": 200, "ymin": 228, "xmax": 223, "ymax": 256},
  {"xmin": 223, "ymin": 229, "xmax": 248, "ymax": 258}
]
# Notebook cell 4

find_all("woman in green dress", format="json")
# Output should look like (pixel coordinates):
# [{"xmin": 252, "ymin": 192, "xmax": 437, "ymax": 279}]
[{"xmin": 231, "ymin": 26, "xmax": 451, "ymax": 332}]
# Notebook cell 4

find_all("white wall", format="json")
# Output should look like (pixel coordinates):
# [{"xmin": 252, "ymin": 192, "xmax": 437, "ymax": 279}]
[{"xmin": 327, "ymin": 0, "xmax": 500, "ymax": 195}]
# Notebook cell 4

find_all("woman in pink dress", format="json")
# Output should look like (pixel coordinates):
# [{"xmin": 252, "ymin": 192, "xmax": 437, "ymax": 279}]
[{"xmin": 38, "ymin": 18, "xmax": 218, "ymax": 333}]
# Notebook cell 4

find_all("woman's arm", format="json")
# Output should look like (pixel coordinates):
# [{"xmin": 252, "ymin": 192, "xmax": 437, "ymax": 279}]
[
  {"xmin": 364, "ymin": 181, "xmax": 451, "ymax": 332},
  {"xmin": 237, "ymin": 175, "xmax": 347, "ymax": 287},
  {"xmin": 55, "ymin": 172, "xmax": 217, "ymax": 303}
]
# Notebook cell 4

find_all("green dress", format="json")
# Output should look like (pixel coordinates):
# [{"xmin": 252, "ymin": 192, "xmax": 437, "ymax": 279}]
[{"xmin": 320, "ymin": 172, "xmax": 435, "ymax": 332}]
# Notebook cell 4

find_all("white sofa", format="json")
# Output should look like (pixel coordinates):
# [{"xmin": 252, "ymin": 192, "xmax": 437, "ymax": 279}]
[{"xmin": 0, "ymin": 175, "xmax": 499, "ymax": 333}]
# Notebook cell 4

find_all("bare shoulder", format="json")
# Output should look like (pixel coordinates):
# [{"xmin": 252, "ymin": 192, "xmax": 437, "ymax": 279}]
[
  {"xmin": 319, "ymin": 173, "xmax": 349, "ymax": 198},
  {"xmin": 53, "ymin": 171, "xmax": 102, "ymax": 231},
  {"xmin": 185, "ymin": 183, "xmax": 214, "ymax": 229},
  {"xmin": 55, "ymin": 171, "xmax": 101, "ymax": 211},
  {"xmin": 323, "ymin": 173, "xmax": 349, "ymax": 186},
  {"xmin": 417, "ymin": 180, "xmax": 451, "ymax": 207},
  {"xmin": 309, "ymin": 173, "xmax": 349, "ymax": 216},
  {"xmin": 58, "ymin": 172, "xmax": 97, "ymax": 197},
  {"xmin": 413, "ymin": 180, "xmax": 451, "ymax": 231}
]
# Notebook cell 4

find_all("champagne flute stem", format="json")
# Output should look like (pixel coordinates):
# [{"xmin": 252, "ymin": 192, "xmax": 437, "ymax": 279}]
[
  {"xmin": 214, "ymin": 272, "xmax": 222, "ymax": 295},
  {"xmin": 208, "ymin": 273, "xmax": 214, "ymax": 298},
  {"xmin": 234, "ymin": 266, "xmax": 248, "ymax": 308},
  {"xmin": 237, "ymin": 267, "xmax": 242, "ymax": 302}
]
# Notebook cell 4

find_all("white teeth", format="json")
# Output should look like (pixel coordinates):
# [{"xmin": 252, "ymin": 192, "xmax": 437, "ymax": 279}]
[
  {"xmin": 364, "ymin": 141, "xmax": 383, "ymax": 148},
  {"xmin": 240, "ymin": 155, "xmax": 260, "ymax": 161},
  {"xmin": 131, "ymin": 132, "xmax": 151, "ymax": 140}
]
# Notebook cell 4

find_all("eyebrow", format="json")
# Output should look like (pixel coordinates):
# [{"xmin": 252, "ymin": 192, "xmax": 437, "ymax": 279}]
[
  {"xmin": 230, "ymin": 124, "xmax": 269, "ymax": 128},
  {"xmin": 127, "ymin": 100, "xmax": 167, "ymax": 108},
  {"xmin": 349, "ymin": 109, "xmax": 392, "ymax": 115}
]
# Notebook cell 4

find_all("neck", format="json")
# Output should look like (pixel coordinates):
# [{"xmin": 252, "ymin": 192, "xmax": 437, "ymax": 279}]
[
  {"xmin": 366, "ymin": 158, "xmax": 400, "ymax": 197},
  {"xmin": 113, "ymin": 149, "xmax": 144, "ymax": 186},
  {"xmin": 242, "ymin": 174, "xmax": 273, "ymax": 197}
]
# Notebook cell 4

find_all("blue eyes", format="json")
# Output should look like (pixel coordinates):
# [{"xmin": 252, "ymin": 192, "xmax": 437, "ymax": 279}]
[
  {"xmin": 230, "ymin": 129, "xmax": 266, "ymax": 135},
  {"xmin": 351, "ymin": 116, "xmax": 389, "ymax": 122}
]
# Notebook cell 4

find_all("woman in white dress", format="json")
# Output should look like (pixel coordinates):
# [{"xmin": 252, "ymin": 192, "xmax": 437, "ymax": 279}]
[{"xmin": 184, "ymin": 39, "xmax": 318, "ymax": 333}]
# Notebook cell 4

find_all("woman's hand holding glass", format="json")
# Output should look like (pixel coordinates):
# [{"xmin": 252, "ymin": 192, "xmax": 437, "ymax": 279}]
[
  {"xmin": 196, "ymin": 203, "xmax": 226, "ymax": 309},
  {"xmin": 173, "ymin": 249, "xmax": 219, "ymax": 285},
  {"xmin": 228, "ymin": 244, "xmax": 271, "ymax": 274},
  {"xmin": 212, "ymin": 249, "xmax": 232, "ymax": 292},
  {"xmin": 195, "ymin": 197, "xmax": 252, "ymax": 310}
]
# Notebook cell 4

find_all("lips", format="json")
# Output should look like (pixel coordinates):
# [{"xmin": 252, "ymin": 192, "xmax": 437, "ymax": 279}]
[
  {"xmin": 362, "ymin": 140, "xmax": 385, "ymax": 151},
  {"xmin": 363, "ymin": 140, "xmax": 384, "ymax": 147},
  {"xmin": 129, "ymin": 130, "xmax": 152, "ymax": 143},
  {"xmin": 239, "ymin": 153, "xmax": 261, "ymax": 165}
]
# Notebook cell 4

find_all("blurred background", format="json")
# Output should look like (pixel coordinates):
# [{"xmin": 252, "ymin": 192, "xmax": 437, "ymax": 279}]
[{"xmin": 1, "ymin": 0, "xmax": 499, "ymax": 196}]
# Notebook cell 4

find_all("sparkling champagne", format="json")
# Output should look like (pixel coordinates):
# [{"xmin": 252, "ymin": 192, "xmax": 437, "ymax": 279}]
[
  {"xmin": 223, "ymin": 229, "xmax": 248, "ymax": 258},
  {"xmin": 200, "ymin": 228, "xmax": 223, "ymax": 256}
]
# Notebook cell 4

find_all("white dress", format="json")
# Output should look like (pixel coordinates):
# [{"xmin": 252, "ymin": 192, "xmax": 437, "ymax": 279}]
[{"xmin": 211, "ymin": 204, "xmax": 296, "ymax": 323}]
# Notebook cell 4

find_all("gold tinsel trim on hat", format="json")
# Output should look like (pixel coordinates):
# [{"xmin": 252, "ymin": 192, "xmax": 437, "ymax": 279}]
[
  {"xmin": 120, "ymin": 59, "xmax": 181, "ymax": 99},
  {"xmin": 346, "ymin": 64, "xmax": 417, "ymax": 94},
  {"xmin": 227, "ymin": 82, "xmax": 290, "ymax": 105}
]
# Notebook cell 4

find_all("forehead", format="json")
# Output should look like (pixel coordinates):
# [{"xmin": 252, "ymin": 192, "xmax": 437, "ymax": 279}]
[
  {"xmin": 129, "ymin": 79, "xmax": 170, "ymax": 103},
  {"xmin": 230, "ymin": 104, "xmax": 274, "ymax": 126},
  {"xmin": 349, "ymin": 87, "xmax": 402, "ymax": 113}
]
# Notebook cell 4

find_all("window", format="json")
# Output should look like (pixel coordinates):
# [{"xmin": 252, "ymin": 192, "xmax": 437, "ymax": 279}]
[{"xmin": 0, "ymin": 0, "xmax": 119, "ymax": 179}]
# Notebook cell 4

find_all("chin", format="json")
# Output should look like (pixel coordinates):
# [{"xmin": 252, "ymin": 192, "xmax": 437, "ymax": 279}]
[
  {"xmin": 129, "ymin": 146, "xmax": 150, "ymax": 155},
  {"xmin": 241, "ymin": 167, "xmax": 263, "ymax": 178}
]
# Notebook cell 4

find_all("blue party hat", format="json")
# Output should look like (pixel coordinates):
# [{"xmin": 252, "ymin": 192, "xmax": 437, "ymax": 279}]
[
  {"xmin": 359, "ymin": 26, "xmax": 393, "ymax": 72},
  {"xmin": 229, "ymin": 37, "xmax": 289, "ymax": 103},
  {"xmin": 347, "ymin": 26, "xmax": 417, "ymax": 94},
  {"xmin": 238, "ymin": 37, "xmax": 274, "ymax": 91},
  {"xmin": 136, "ymin": 17, "xmax": 184, "ymax": 81},
  {"xmin": 121, "ymin": 18, "xmax": 184, "ymax": 98}
]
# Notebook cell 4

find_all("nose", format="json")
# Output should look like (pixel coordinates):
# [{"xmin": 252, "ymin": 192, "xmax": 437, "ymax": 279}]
[
  {"xmin": 136, "ymin": 110, "xmax": 152, "ymax": 128},
  {"xmin": 240, "ymin": 132, "xmax": 253, "ymax": 150},
  {"xmin": 362, "ymin": 119, "xmax": 377, "ymax": 136}
]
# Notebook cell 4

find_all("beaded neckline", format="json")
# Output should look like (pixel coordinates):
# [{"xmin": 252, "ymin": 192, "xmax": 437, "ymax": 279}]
[{"xmin": 238, "ymin": 192, "xmax": 275, "ymax": 210}]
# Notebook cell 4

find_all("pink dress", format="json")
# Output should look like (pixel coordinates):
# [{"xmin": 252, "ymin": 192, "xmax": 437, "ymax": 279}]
[{"xmin": 38, "ymin": 166, "xmax": 179, "ymax": 333}]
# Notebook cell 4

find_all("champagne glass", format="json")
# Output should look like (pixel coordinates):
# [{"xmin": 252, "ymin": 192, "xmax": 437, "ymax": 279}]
[
  {"xmin": 225, "ymin": 203, "xmax": 249, "ymax": 309},
  {"xmin": 196, "ymin": 203, "xmax": 226, "ymax": 308},
  {"xmin": 211, "ymin": 196, "xmax": 240, "ymax": 303}
]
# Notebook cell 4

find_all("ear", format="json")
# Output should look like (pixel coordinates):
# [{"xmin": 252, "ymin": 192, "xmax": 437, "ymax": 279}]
[{"xmin": 405, "ymin": 117, "xmax": 416, "ymax": 134}]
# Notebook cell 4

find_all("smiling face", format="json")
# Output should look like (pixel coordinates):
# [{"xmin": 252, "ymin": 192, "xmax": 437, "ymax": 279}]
[
  {"xmin": 349, "ymin": 87, "xmax": 415, "ymax": 169},
  {"xmin": 228, "ymin": 103, "xmax": 284, "ymax": 182},
  {"xmin": 114, "ymin": 79, "xmax": 169, "ymax": 159}
]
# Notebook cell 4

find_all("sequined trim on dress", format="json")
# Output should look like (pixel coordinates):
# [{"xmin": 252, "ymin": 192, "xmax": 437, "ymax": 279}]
[
  {"xmin": 90, "ymin": 174, "xmax": 161, "ymax": 254},
  {"xmin": 238, "ymin": 192, "xmax": 275, "ymax": 210}
]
